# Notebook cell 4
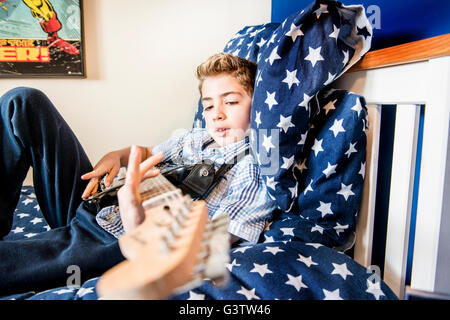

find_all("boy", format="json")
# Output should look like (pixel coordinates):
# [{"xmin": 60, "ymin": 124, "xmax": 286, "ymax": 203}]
[
  {"xmin": 83, "ymin": 53, "xmax": 276, "ymax": 244},
  {"xmin": 0, "ymin": 53, "xmax": 276, "ymax": 295}
]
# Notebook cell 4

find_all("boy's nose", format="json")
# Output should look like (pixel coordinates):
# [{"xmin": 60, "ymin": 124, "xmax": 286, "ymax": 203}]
[{"xmin": 213, "ymin": 105, "xmax": 226, "ymax": 120}]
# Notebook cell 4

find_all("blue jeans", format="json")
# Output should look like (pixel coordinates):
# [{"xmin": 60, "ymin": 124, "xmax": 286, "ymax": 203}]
[{"xmin": 0, "ymin": 87, "xmax": 124, "ymax": 295}]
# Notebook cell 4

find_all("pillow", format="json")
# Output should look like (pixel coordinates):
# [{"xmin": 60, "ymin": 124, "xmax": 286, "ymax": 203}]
[
  {"xmin": 194, "ymin": 0, "xmax": 372, "ymax": 249},
  {"xmin": 261, "ymin": 89, "xmax": 368, "ymax": 249}
]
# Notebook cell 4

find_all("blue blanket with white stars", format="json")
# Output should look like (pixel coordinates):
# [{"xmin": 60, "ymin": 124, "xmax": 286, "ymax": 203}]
[
  {"xmin": 2, "ymin": 0, "xmax": 398, "ymax": 300},
  {"xmin": 4, "ymin": 186, "xmax": 395, "ymax": 300}
]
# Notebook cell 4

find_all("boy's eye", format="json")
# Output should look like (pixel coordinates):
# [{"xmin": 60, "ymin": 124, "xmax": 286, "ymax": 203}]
[
  {"xmin": 225, "ymin": 101, "xmax": 238, "ymax": 105},
  {"xmin": 203, "ymin": 105, "xmax": 213, "ymax": 111}
]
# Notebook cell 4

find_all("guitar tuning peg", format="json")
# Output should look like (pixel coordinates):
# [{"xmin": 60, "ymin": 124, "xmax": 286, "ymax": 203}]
[
  {"xmin": 193, "ymin": 262, "xmax": 205, "ymax": 275},
  {"xmin": 204, "ymin": 254, "xmax": 229, "ymax": 286},
  {"xmin": 197, "ymin": 247, "xmax": 209, "ymax": 261}
]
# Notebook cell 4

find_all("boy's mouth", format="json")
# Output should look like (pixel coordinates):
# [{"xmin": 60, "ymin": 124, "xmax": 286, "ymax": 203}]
[{"xmin": 215, "ymin": 128, "xmax": 229, "ymax": 137}]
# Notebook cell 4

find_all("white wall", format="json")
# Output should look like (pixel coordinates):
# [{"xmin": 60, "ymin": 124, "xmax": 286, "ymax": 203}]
[{"xmin": 0, "ymin": 0, "xmax": 270, "ymax": 183}]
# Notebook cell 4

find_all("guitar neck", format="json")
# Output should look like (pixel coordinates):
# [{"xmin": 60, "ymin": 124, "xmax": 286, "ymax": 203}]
[{"xmin": 95, "ymin": 172, "xmax": 231, "ymax": 300}]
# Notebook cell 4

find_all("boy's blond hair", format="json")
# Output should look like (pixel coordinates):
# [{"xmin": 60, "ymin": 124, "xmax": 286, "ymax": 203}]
[{"xmin": 196, "ymin": 53, "xmax": 257, "ymax": 97}]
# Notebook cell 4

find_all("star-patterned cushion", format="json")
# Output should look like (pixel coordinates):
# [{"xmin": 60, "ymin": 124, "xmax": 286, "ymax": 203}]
[{"xmin": 194, "ymin": 0, "xmax": 372, "ymax": 249}]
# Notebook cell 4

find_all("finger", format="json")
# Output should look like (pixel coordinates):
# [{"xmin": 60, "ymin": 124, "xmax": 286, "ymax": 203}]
[
  {"xmin": 105, "ymin": 164, "xmax": 120, "ymax": 187},
  {"xmin": 126, "ymin": 145, "xmax": 142, "ymax": 187},
  {"xmin": 81, "ymin": 168, "xmax": 102, "ymax": 180},
  {"xmin": 142, "ymin": 168, "xmax": 160, "ymax": 180},
  {"xmin": 82, "ymin": 178, "xmax": 99, "ymax": 199},
  {"xmin": 139, "ymin": 151, "xmax": 164, "ymax": 177}
]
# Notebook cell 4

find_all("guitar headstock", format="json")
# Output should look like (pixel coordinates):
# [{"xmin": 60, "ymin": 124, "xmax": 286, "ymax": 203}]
[{"xmin": 96, "ymin": 195, "xmax": 230, "ymax": 299}]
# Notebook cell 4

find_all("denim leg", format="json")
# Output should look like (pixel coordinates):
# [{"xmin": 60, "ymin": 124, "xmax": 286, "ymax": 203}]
[
  {"xmin": 0, "ymin": 203, "xmax": 125, "ymax": 296},
  {"xmin": 0, "ymin": 87, "xmax": 124, "ymax": 295},
  {"xmin": 0, "ymin": 87, "xmax": 93, "ymax": 238}
]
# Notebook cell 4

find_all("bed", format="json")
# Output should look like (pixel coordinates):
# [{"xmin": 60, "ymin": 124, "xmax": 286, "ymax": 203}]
[{"xmin": 3, "ymin": 0, "xmax": 449, "ymax": 300}]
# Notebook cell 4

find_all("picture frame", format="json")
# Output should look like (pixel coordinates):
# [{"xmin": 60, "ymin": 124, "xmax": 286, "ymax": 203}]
[{"xmin": 0, "ymin": 0, "xmax": 85, "ymax": 78}]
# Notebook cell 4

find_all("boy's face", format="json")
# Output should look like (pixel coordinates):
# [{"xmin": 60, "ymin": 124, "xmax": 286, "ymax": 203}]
[{"xmin": 201, "ymin": 73, "xmax": 252, "ymax": 146}]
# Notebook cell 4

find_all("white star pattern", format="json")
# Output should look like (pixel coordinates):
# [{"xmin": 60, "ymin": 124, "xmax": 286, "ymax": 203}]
[
  {"xmin": 187, "ymin": 291, "xmax": 205, "ymax": 300},
  {"xmin": 311, "ymin": 224, "xmax": 324, "ymax": 234},
  {"xmin": 351, "ymin": 99, "xmax": 363, "ymax": 116},
  {"xmin": 256, "ymin": 37, "xmax": 266, "ymax": 48},
  {"xmin": 226, "ymin": 259, "xmax": 241, "ymax": 272},
  {"xmin": 288, "ymin": 183, "xmax": 298, "ymax": 198},
  {"xmin": 11, "ymin": 226, "xmax": 24, "ymax": 234},
  {"xmin": 322, "ymin": 162, "xmax": 337, "ymax": 178},
  {"xmin": 298, "ymin": 93, "xmax": 313, "ymax": 111},
  {"xmin": 297, "ymin": 132, "xmax": 308, "ymax": 145},
  {"xmin": 254, "ymin": 111, "xmax": 262, "ymax": 128},
  {"xmin": 277, "ymin": 114, "xmax": 295, "ymax": 133},
  {"xmin": 250, "ymin": 263, "xmax": 273, "ymax": 277},
  {"xmin": 30, "ymin": 217, "xmax": 43, "ymax": 225},
  {"xmin": 76, "ymin": 287, "xmax": 94, "ymax": 298},
  {"xmin": 17, "ymin": 213, "xmax": 30, "ymax": 219},
  {"xmin": 22, "ymin": 198, "xmax": 33, "ymax": 205},
  {"xmin": 237, "ymin": 287, "xmax": 260, "ymax": 300},
  {"xmin": 282, "ymin": 69, "xmax": 300, "ymax": 89},
  {"xmin": 342, "ymin": 50, "xmax": 349, "ymax": 65},
  {"xmin": 268, "ymin": 46, "xmax": 281, "ymax": 65},
  {"xmin": 304, "ymin": 46, "xmax": 324, "ymax": 67},
  {"xmin": 366, "ymin": 279, "xmax": 385, "ymax": 300},
  {"xmin": 311, "ymin": 139, "xmax": 324, "ymax": 156},
  {"xmin": 334, "ymin": 222, "xmax": 349, "ymax": 235},
  {"xmin": 265, "ymin": 176, "xmax": 278, "ymax": 191},
  {"xmin": 304, "ymin": 179, "xmax": 314, "ymax": 195},
  {"xmin": 316, "ymin": 201, "xmax": 333, "ymax": 217},
  {"xmin": 329, "ymin": 24, "xmax": 340, "ymax": 39},
  {"xmin": 233, "ymin": 246, "xmax": 251, "ymax": 254},
  {"xmin": 262, "ymin": 134, "xmax": 275, "ymax": 152},
  {"xmin": 265, "ymin": 91, "xmax": 278, "ymax": 110},
  {"xmin": 344, "ymin": 142, "xmax": 358, "ymax": 158},
  {"xmin": 263, "ymin": 246, "xmax": 285, "ymax": 255},
  {"xmin": 285, "ymin": 274, "xmax": 308, "ymax": 292},
  {"xmin": 337, "ymin": 183, "xmax": 355, "ymax": 201},
  {"xmin": 24, "ymin": 233, "xmax": 37, "ymax": 238},
  {"xmin": 329, "ymin": 118, "xmax": 346, "ymax": 137},
  {"xmin": 280, "ymin": 227, "xmax": 295, "ymax": 236},
  {"xmin": 53, "ymin": 288, "xmax": 75, "ymax": 295},
  {"xmin": 331, "ymin": 263, "xmax": 353, "ymax": 280},
  {"xmin": 323, "ymin": 288, "xmax": 343, "ymax": 300},
  {"xmin": 359, "ymin": 162, "xmax": 366, "ymax": 179},
  {"xmin": 297, "ymin": 254, "xmax": 318, "ymax": 267},
  {"xmin": 285, "ymin": 23, "xmax": 304, "ymax": 42},
  {"xmin": 281, "ymin": 156, "xmax": 295, "ymax": 169},
  {"xmin": 323, "ymin": 72, "xmax": 336, "ymax": 86}
]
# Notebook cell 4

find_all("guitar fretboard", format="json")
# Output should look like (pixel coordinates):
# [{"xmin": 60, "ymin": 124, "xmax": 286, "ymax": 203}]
[{"xmin": 139, "ymin": 174, "xmax": 184, "ymax": 210}]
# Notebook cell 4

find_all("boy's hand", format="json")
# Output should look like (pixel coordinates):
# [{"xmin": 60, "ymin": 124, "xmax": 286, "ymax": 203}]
[
  {"xmin": 80, "ymin": 146, "xmax": 153, "ymax": 200},
  {"xmin": 81, "ymin": 150, "xmax": 122, "ymax": 199},
  {"xmin": 117, "ymin": 146, "xmax": 164, "ymax": 233}
]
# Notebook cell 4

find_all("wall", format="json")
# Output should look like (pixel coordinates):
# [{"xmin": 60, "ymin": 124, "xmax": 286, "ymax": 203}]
[
  {"xmin": 271, "ymin": 0, "xmax": 450, "ymax": 50},
  {"xmin": 0, "ymin": 0, "xmax": 271, "ymax": 184}
]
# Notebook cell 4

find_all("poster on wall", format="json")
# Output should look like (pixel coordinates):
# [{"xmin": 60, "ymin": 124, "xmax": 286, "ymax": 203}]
[{"xmin": 0, "ymin": 0, "xmax": 84, "ymax": 77}]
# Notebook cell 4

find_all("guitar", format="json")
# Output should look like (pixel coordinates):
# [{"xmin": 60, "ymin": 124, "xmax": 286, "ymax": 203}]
[{"xmin": 95, "ymin": 171, "xmax": 230, "ymax": 300}]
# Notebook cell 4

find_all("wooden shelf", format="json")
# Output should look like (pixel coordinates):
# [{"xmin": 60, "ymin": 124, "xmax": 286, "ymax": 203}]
[{"xmin": 350, "ymin": 33, "xmax": 450, "ymax": 72}]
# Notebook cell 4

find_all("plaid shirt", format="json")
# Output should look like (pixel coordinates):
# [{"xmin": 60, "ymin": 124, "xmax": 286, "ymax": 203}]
[{"xmin": 96, "ymin": 128, "xmax": 277, "ymax": 243}]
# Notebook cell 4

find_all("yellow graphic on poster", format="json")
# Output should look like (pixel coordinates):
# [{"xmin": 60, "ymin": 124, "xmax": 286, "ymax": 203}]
[{"xmin": 0, "ymin": 0, "xmax": 84, "ymax": 77}]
